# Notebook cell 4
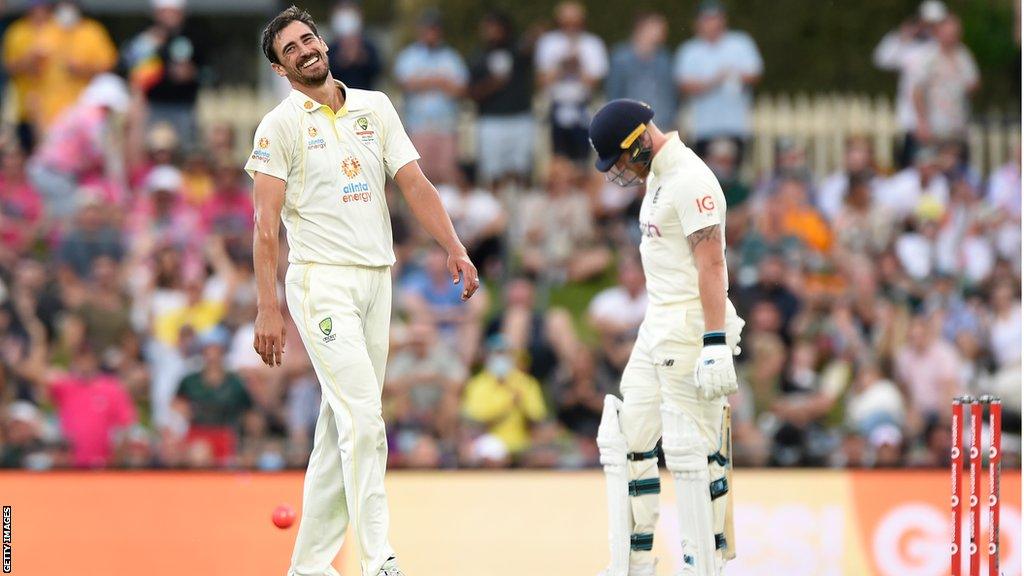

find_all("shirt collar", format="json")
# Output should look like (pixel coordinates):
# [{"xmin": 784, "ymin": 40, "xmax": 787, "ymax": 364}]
[
  {"xmin": 651, "ymin": 131, "xmax": 684, "ymax": 176},
  {"xmin": 289, "ymin": 79, "xmax": 366, "ymax": 116}
]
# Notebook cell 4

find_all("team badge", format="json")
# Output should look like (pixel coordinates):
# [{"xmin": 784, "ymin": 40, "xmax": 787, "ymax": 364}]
[
  {"xmin": 341, "ymin": 157, "xmax": 362, "ymax": 178},
  {"xmin": 308, "ymin": 126, "xmax": 318, "ymax": 137},
  {"xmin": 304, "ymin": 100, "xmax": 315, "ymax": 110},
  {"xmin": 258, "ymin": 137, "xmax": 269, "ymax": 149},
  {"xmin": 357, "ymin": 117, "xmax": 369, "ymax": 131},
  {"xmin": 319, "ymin": 317, "xmax": 332, "ymax": 336}
]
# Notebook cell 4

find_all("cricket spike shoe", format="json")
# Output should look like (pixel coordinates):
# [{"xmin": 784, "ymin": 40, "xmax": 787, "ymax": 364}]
[{"xmin": 377, "ymin": 557, "xmax": 405, "ymax": 576}]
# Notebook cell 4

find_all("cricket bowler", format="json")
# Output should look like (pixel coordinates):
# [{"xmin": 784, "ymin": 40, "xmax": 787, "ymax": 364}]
[
  {"xmin": 246, "ymin": 7, "xmax": 479, "ymax": 576},
  {"xmin": 589, "ymin": 99, "xmax": 744, "ymax": 576}
]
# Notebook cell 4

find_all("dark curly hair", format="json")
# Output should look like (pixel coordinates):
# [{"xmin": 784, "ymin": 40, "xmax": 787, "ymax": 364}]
[{"xmin": 260, "ymin": 5, "xmax": 320, "ymax": 65}]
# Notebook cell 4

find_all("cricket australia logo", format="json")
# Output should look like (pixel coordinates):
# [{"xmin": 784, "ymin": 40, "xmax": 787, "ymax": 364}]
[
  {"xmin": 319, "ymin": 317, "xmax": 336, "ymax": 342},
  {"xmin": 355, "ymin": 116, "xmax": 375, "ymax": 145}
]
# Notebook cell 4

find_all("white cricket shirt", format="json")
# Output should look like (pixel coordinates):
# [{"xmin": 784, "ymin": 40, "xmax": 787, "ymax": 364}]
[
  {"xmin": 638, "ymin": 132, "xmax": 728, "ymax": 307},
  {"xmin": 245, "ymin": 80, "xmax": 420, "ymax": 267}
]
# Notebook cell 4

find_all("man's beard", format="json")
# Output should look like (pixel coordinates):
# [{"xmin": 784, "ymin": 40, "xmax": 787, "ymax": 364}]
[{"xmin": 288, "ymin": 52, "xmax": 329, "ymax": 87}]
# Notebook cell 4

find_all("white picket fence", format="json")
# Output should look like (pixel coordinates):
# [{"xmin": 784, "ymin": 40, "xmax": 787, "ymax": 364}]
[
  {"xmin": 746, "ymin": 93, "xmax": 1020, "ymax": 178},
  {"xmin": 195, "ymin": 88, "xmax": 1022, "ymax": 179}
]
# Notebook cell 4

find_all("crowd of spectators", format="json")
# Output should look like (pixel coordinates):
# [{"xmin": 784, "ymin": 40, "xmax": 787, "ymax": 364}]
[{"xmin": 0, "ymin": 0, "xmax": 1018, "ymax": 472}]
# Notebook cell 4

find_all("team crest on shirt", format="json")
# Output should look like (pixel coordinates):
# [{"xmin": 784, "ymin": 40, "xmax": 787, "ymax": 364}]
[
  {"xmin": 319, "ymin": 317, "xmax": 335, "ymax": 342},
  {"xmin": 341, "ymin": 157, "xmax": 362, "ymax": 178},
  {"xmin": 258, "ymin": 137, "xmax": 270, "ymax": 149},
  {"xmin": 308, "ymin": 127, "xmax": 318, "ymax": 137},
  {"xmin": 354, "ymin": 116, "xmax": 375, "ymax": 145}
]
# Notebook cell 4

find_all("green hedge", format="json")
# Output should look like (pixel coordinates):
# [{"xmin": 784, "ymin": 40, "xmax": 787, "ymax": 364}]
[{"xmin": 301, "ymin": 0, "xmax": 1020, "ymax": 111}]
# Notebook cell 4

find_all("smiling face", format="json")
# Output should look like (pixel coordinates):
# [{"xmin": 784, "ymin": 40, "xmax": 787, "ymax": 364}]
[{"xmin": 271, "ymin": 21, "xmax": 330, "ymax": 87}]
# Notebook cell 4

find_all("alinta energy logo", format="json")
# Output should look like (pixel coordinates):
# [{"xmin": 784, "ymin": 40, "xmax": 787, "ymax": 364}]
[{"xmin": 251, "ymin": 137, "xmax": 272, "ymax": 162}]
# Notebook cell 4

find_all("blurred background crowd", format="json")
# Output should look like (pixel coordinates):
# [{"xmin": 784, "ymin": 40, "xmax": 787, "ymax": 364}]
[{"xmin": 0, "ymin": 0, "xmax": 1019, "ymax": 472}]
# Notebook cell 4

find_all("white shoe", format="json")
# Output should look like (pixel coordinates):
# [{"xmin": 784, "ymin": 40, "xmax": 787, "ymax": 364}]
[
  {"xmin": 597, "ymin": 559, "xmax": 657, "ymax": 576},
  {"xmin": 377, "ymin": 557, "xmax": 404, "ymax": 576}
]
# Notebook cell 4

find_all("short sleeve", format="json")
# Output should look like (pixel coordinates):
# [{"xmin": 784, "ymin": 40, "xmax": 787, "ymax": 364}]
[
  {"xmin": 110, "ymin": 381, "xmax": 137, "ymax": 427},
  {"xmin": 961, "ymin": 49, "xmax": 980, "ymax": 87},
  {"xmin": 673, "ymin": 42, "xmax": 697, "ymax": 82},
  {"xmin": 675, "ymin": 179, "xmax": 723, "ymax": 237},
  {"xmin": 244, "ymin": 111, "xmax": 292, "ymax": 182},
  {"xmin": 534, "ymin": 33, "xmax": 558, "ymax": 73},
  {"xmin": 377, "ymin": 92, "xmax": 420, "ymax": 179},
  {"xmin": 49, "ymin": 377, "xmax": 69, "ymax": 405},
  {"xmin": 580, "ymin": 35, "xmax": 608, "ymax": 79},
  {"xmin": 393, "ymin": 47, "xmax": 415, "ymax": 82},
  {"xmin": 448, "ymin": 49, "xmax": 469, "ymax": 86},
  {"xmin": 735, "ymin": 33, "xmax": 763, "ymax": 76}
]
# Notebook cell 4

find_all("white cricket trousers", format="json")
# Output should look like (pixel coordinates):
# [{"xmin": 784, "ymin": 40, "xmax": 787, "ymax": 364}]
[
  {"xmin": 285, "ymin": 263, "xmax": 394, "ymax": 576},
  {"xmin": 618, "ymin": 301, "xmax": 743, "ymax": 563}
]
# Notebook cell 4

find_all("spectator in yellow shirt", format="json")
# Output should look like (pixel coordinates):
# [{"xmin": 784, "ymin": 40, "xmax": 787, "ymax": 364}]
[
  {"xmin": 2, "ymin": 0, "xmax": 116, "ymax": 143},
  {"xmin": 462, "ymin": 337, "xmax": 547, "ymax": 454}
]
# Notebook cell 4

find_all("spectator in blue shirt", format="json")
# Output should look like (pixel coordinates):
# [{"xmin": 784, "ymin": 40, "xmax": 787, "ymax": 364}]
[
  {"xmin": 605, "ymin": 12, "xmax": 677, "ymax": 128},
  {"xmin": 326, "ymin": 0, "xmax": 381, "ymax": 90},
  {"xmin": 674, "ymin": 0, "xmax": 763, "ymax": 163},
  {"xmin": 393, "ymin": 10, "xmax": 468, "ymax": 185},
  {"xmin": 400, "ymin": 246, "xmax": 488, "ymax": 366}
]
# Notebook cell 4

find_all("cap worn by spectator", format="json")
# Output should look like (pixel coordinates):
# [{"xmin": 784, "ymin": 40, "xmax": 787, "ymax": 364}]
[
  {"xmin": 485, "ymin": 333, "xmax": 511, "ymax": 352},
  {"xmin": 697, "ymin": 0, "xmax": 726, "ymax": 16},
  {"xmin": 198, "ymin": 325, "xmax": 231, "ymax": 349},
  {"xmin": 471, "ymin": 433, "xmax": 510, "ymax": 462},
  {"xmin": 6, "ymin": 401, "xmax": 42, "ymax": 426},
  {"xmin": 419, "ymin": 8, "xmax": 443, "ymax": 29},
  {"xmin": 147, "ymin": 123, "xmax": 180, "ymax": 153},
  {"xmin": 919, "ymin": 0, "xmax": 948, "ymax": 24},
  {"xmin": 80, "ymin": 74, "xmax": 131, "ymax": 114},
  {"xmin": 152, "ymin": 0, "xmax": 186, "ymax": 9},
  {"xmin": 913, "ymin": 146, "xmax": 937, "ymax": 166},
  {"xmin": 868, "ymin": 423, "xmax": 904, "ymax": 449},
  {"xmin": 146, "ymin": 165, "xmax": 184, "ymax": 194},
  {"xmin": 588, "ymin": 99, "xmax": 654, "ymax": 172},
  {"xmin": 709, "ymin": 137, "xmax": 738, "ymax": 159}
]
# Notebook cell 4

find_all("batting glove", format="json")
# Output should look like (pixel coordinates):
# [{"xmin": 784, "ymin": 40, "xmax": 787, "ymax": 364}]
[{"xmin": 694, "ymin": 331, "xmax": 738, "ymax": 400}]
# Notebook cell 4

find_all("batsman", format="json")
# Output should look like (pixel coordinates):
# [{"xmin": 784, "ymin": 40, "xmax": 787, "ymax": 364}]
[{"xmin": 589, "ymin": 99, "xmax": 744, "ymax": 576}]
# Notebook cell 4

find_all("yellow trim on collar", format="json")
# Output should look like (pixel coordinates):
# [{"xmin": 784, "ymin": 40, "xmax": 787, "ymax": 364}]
[{"xmin": 619, "ymin": 123, "xmax": 647, "ymax": 149}]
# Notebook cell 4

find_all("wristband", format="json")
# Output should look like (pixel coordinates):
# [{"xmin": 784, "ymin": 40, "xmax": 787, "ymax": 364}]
[{"xmin": 703, "ymin": 331, "xmax": 726, "ymax": 347}]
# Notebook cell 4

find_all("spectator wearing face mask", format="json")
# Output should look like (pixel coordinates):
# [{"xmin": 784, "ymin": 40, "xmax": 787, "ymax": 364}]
[
  {"xmin": 462, "ymin": 336, "xmax": 547, "ymax": 455},
  {"xmin": 2, "ymin": 0, "xmax": 116, "ymax": 141},
  {"xmin": 325, "ymin": 0, "xmax": 380, "ymax": 90}
]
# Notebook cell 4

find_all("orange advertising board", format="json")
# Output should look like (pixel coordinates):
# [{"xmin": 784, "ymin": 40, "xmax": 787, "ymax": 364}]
[{"xmin": 0, "ymin": 470, "xmax": 1019, "ymax": 576}]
